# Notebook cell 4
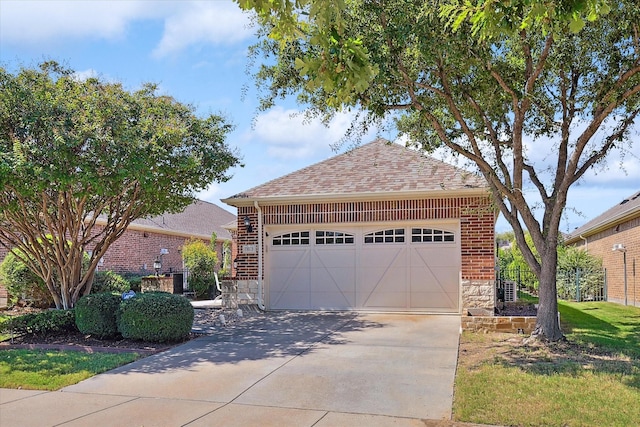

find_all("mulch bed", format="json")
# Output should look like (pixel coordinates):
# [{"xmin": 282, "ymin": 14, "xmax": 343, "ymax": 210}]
[{"xmin": 0, "ymin": 330, "xmax": 196, "ymax": 355}]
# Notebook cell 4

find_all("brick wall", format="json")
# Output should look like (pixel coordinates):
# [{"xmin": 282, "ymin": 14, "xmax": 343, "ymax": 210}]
[
  {"xmin": 89, "ymin": 225, "xmax": 192, "ymax": 275},
  {"xmin": 232, "ymin": 195, "xmax": 496, "ymax": 309},
  {"xmin": 573, "ymin": 216, "xmax": 640, "ymax": 307}
]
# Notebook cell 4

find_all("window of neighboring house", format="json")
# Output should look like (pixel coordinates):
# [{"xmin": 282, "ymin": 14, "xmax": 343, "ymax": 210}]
[
  {"xmin": 411, "ymin": 228, "xmax": 455, "ymax": 243},
  {"xmin": 364, "ymin": 228, "xmax": 405, "ymax": 244},
  {"xmin": 272, "ymin": 231, "xmax": 310, "ymax": 246},
  {"xmin": 315, "ymin": 230, "xmax": 355, "ymax": 245}
]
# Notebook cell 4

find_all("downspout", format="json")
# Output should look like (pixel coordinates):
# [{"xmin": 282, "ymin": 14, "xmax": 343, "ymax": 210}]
[
  {"xmin": 254, "ymin": 201, "xmax": 266, "ymax": 310},
  {"xmin": 579, "ymin": 235, "xmax": 588, "ymax": 250}
]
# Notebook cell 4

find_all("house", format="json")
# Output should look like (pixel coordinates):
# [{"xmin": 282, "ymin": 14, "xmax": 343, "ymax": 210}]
[
  {"xmin": 222, "ymin": 139, "xmax": 496, "ymax": 313},
  {"xmin": 90, "ymin": 199, "xmax": 236, "ymax": 276},
  {"xmin": 565, "ymin": 190, "xmax": 640, "ymax": 307},
  {"xmin": 0, "ymin": 200, "xmax": 236, "ymax": 306}
]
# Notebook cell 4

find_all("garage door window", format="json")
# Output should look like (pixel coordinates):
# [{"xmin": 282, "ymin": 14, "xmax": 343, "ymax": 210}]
[
  {"xmin": 411, "ymin": 228, "xmax": 455, "ymax": 243},
  {"xmin": 316, "ymin": 231, "xmax": 355, "ymax": 245},
  {"xmin": 273, "ymin": 231, "xmax": 310, "ymax": 246},
  {"xmin": 364, "ymin": 229, "xmax": 405, "ymax": 244}
]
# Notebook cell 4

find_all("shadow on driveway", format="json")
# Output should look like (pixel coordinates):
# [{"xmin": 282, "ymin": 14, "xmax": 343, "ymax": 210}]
[{"xmin": 119, "ymin": 311, "xmax": 385, "ymax": 374}]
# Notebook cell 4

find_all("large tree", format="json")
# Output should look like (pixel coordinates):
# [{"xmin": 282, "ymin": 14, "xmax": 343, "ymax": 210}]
[
  {"xmin": 0, "ymin": 62, "xmax": 240, "ymax": 309},
  {"xmin": 239, "ymin": 0, "xmax": 640, "ymax": 340}
]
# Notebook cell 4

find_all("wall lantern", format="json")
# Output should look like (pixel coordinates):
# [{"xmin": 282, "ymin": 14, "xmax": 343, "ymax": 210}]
[
  {"xmin": 153, "ymin": 256, "xmax": 162, "ymax": 277},
  {"xmin": 243, "ymin": 216, "xmax": 253, "ymax": 233},
  {"xmin": 612, "ymin": 244, "xmax": 628, "ymax": 305}
]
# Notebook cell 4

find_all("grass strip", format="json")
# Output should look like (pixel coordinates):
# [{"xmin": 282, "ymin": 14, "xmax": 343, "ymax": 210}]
[{"xmin": 0, "ymin": 349, "xmax": 139, "ymax": 390}]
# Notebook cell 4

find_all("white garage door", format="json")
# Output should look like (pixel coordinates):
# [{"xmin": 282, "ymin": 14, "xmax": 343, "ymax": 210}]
[{"xmin": 266, "ymin": 223, "xmax": 460, "ymax": 312}]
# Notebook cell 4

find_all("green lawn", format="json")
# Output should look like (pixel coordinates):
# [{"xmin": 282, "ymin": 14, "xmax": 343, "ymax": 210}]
[
  {"xmin": 0, "ymin": 349, "xmax": 139, "ymax": 390},
  {"xmin": 454, "ymin": 301, "xmax": 640, "ymax": 427},
  {"xmin": 559, "ymin": 301, "xmax": 640, "ymax": 358}
]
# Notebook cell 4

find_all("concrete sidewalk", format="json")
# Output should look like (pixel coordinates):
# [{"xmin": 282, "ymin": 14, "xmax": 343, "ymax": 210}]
[{"xmin": 1, "ymin": 312, "xmax": 464, "ymax": 427}]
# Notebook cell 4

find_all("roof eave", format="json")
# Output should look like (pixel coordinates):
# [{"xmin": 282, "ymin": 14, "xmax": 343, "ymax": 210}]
[
  {"xmin": 92, "ymin": 218, "xmax": 232, "ymax": 242},
  {"xmin": 222, "ymin": 187, "xmax": 491, "ymax": 208},
  {"xmin": 565, "ymin": 206, "xmax": 640, "ymax": 244}
]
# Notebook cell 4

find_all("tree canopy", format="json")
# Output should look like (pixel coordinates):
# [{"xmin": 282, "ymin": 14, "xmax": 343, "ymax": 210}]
[
  {"xmin": 0, "ymin": 62, "xmax": 240, "ymax": 309},
  {"xmin": 239, "ymin": 0, "xmax": 640, "ymax": 340}
]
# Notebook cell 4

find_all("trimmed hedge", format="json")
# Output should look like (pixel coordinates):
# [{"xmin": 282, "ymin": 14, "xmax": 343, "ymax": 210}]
[
  {"xmin": 117, "ymin": 292, "xmax": 194, "ymax": 343},
  {"xmin": 1, "ymin": 309, "xmax": 77, "ymax": 336},
  {"xmin": 75, "ymin": 293, "xmax": 122, "ymax": 339},
  {"xmin": 91, "ymin": 271, "xmax": 130, "ymax": 294}
]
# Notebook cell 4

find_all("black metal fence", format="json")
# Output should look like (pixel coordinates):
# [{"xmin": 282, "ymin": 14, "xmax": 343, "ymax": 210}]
[
  {"xmin": 497, "ymin": 266, "xmax": 606, "ymax": 302},
  {"xmin": 556, "ymin": 267, "xmax": 607, "ymax": 302}
]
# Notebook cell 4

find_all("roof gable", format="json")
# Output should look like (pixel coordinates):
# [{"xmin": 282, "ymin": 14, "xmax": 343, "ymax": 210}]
[
  {"xmin": 131, "ymin": 200, "xmax": 236, "ymax": 241},
  {"xmin": 224, "ymin": 139, "xmax": 487, "ymax": 205},
  {"xmin": 567, "ymin": 190, "xmax": 640, "ymax": 241}
]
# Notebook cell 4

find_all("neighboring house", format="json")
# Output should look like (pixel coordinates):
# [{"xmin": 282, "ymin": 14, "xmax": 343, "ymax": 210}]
[
  {"xmin": 0, "ymin": 200, "xmax": 236, "ymax": 306},
  {"xmin": 222, "ymin": 139, "xmax": 496, "ymax": 313},
  {"xmin": 565, "ymin": 190, "xmax": 640, "ymax": 307}
]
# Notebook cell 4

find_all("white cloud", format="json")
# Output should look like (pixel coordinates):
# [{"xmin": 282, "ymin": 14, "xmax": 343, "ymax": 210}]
[
  {"xmin": 72, "ymin": 69, "xmax": 99, "ymax": 82},
  {"xmin": 581, "ymin": 141, "xmax": 640, "ymax": 185},
  {"xmin": 151, "ymin": 1, "xmax": 253, "ymax": 58},
  {"xmin": 0, "ymin": 0, "xmax": 252, "ymax": 56},
  {"xmin": 196, "ymin": 182, "xmax": 222, "ymax": 203},
  {"xmin": 249, "ymin": 107, "xmax": 378, "ymax": 160},
  {"xmin": 0, "ymin": 0, "xmax": 164, "ymax": 45}
]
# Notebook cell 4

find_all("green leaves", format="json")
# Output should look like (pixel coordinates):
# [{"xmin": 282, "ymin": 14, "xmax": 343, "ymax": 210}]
[
  {"xmin": 0, "ymin": 62, "xmax": 240, "ymax": 309},
  {"xmin": 440, "ymin": 0, "xmax": 613, "ymax": 38},
  {"xmin": 0, "ymin": 63, "xmax": 239, "ymax": 216}
]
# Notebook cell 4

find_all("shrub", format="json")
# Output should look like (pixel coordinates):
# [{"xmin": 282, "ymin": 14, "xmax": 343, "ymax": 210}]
[
  {"xmin": 117, "ymin": 292, "xmax": 194, "ymax": 342},
  {"xmin": 1, "ymin": 309, "xmax": 77, "ymax": 336},
  {"xmin": 91, "ymin": 271, "xmax": 130, "ymax": 294},
  {"xmin": 75, "ymin": 293, "xmax": 122, "ymax": 338},
  {"xmin": 125, "ymin": 275, "xmax": 143, "ymax": 293},
  {"xmin": 0, "ymin": 250, "xmax": 53, "ymax": 308},
  {"xmin": 182, "ymin": 238, "xmax": 218, "ymax": 298}
]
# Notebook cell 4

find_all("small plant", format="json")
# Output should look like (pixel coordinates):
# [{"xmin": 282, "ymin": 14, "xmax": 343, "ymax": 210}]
[
  {"xmin": 124, "ymin": 274, "xmax": 143, "ymax": 293},
  {"xmin": 1, "ymin": 309, "xmax": 77, "ymax": 336},
  {"xmin": 117, "ymin": 292, "xmax": 193, "ymax": 342},
  {"xmin": 91, "ymin": 270, "xmax": 130, "ymax": 294},
  {"xmin": 182, "ymin": 238, "xmax": 218, "ymax": 298},
  {"xmin": 75, "ymin": 293, "xmax": 122, "ymax": 338}
]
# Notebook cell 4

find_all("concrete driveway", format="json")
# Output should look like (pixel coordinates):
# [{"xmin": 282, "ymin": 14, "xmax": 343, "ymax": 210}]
[{"xmin": 0, "ymin": 312, "xmax": 461, "ymax": 427}]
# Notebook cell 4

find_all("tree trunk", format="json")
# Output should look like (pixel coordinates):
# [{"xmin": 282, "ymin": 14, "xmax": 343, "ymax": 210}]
[{"xmin": 532, "ymin": 249, "xmax": 564, "ymax": 341}]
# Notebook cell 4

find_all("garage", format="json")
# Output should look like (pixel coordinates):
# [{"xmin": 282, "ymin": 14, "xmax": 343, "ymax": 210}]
[
  {"xmin": 223, "ymin": 139, "xmax": 496, "ymax": 314},
  {"xmin": 266, "ymin": 222, "xmax": 460, "ymax": 312}
]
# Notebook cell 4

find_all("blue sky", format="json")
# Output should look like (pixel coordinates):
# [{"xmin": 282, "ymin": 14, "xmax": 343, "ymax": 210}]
[{"xmin": 1, "ymin": 0, "xmax": 638, "ymax": 234}]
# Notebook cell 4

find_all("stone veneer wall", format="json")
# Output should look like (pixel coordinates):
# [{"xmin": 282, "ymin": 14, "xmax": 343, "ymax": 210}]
[
  {"xmin": 462, "ymin": 279, "xmax": 495, "ymax": 311},
  {"xmin": 235, "ymin": 279, "xmax": 259, "ymax": 305}
]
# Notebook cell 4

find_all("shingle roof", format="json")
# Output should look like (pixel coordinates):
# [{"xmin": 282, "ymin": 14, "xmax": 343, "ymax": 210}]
[
  {"xmin": 129, "ymin": 200, "xmax": 236, "ymax": 241},
  {"xmin": 223, "ymin": 139, "xmax": 487, "ymax": 205},
  {"xmin": 566, "ymin": 190, "xmax": 640, "ymax": 242}
]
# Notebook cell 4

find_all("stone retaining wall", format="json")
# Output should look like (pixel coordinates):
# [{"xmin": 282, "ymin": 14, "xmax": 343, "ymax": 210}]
[
  {"xmin": 141, "ymin": 276, "xmax": 174, "ymax": 293},
  {"xmin": 461, "ymin": 314, "xmax": 537, "ymax": 334}
]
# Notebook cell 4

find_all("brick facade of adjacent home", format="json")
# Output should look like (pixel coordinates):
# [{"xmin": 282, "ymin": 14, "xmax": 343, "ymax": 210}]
[
  {"xmin": 566, "ymin": 191, "xmax": 640, "ymax": 307},
  {"xmin": 87, "ymin": 225, "xmax": 223, "ymax": 276}
]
